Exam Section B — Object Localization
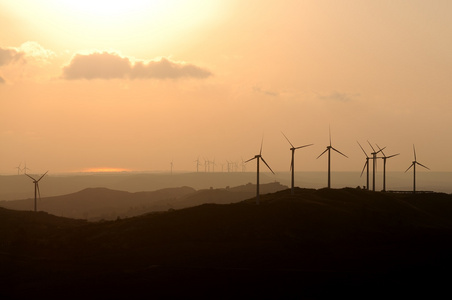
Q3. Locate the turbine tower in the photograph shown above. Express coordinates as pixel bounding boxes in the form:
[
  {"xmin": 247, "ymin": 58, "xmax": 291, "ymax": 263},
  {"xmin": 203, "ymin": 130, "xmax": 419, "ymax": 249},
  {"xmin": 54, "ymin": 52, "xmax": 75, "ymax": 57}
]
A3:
[
  {"xmin": 405, "ymin": 145, "xmax": 430, "ymax": 194},
  {"xmin": 376, "ymin": 144, "xmax": 399, "ymax": 192},
  {"xmin": 317, "ymin": 128, "xmax": 348, "ymax": 189},
  {"xmin": 25, "ymin": 171, "xmax": 48, "ymax": 212},
  {"xmin": 367, "ymin": 141, "xmax": 385, "ymax": 192},
  {"xmin": 357, "ymin": 141, "xmax": 370, "ymax": 190},
  {"xmin": 245, "ymin": 139, "xmax": 275, "ymax": 205},
  {"xmin": 282, "ymin": 132, "xmax": 313, "ymax": 195}
]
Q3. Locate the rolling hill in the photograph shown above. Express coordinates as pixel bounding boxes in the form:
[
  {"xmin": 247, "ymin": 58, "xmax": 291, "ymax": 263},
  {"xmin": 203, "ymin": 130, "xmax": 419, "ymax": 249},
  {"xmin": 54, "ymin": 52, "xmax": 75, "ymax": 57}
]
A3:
[
  {"xmin": 1, "ymin": 188, "xmax": 452, "ymax": 298},
  {"xmin": 0, "ymin": 182, "xmax": 287, "ymax": 221}
]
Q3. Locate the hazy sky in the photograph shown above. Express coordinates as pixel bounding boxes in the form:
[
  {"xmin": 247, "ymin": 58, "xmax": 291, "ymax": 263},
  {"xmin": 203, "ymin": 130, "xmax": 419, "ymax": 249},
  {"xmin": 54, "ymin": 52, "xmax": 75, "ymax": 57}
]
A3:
[{"xmin": 1, "ymin": 0, "xmax": 451, "ymax": 174}]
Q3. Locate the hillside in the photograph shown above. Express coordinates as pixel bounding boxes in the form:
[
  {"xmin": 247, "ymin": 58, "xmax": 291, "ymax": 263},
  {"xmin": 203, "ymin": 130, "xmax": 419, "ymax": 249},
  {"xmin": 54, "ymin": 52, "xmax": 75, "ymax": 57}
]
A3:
[
  {"xmin": 0, "ymin": 182, "xmax": 287, "ymax": 221},
  {"xmin": 1, "ymin": 188, "xmax": 452, "ymax": 298}
]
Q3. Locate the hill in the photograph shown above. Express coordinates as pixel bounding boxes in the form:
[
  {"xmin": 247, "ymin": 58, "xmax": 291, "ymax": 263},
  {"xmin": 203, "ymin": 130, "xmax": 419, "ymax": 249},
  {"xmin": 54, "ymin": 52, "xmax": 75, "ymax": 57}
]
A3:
[
  {"xmin": 1, "ymin": 188, "xmax": 452, "ymax": 298},
  {"xmin": 0, "ymin": 182, "xmax": 287, "ymax": 221}
]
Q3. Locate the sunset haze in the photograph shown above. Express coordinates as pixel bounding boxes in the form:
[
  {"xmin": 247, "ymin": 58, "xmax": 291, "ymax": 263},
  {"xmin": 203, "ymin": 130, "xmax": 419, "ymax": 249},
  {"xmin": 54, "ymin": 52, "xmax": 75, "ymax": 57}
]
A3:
[{"xmin": 1, "ymin": 0, "xmax": 451, "ymax": 175}]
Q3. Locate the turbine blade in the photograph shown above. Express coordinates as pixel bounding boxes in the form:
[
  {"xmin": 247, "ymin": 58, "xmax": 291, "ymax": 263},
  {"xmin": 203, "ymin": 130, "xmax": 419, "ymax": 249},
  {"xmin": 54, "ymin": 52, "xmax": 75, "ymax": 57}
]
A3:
[
  {"xmin": 295, "ymin": 143, "xmax": 314, "ymax": 150},
  {"xmin": 316, "ymin": 148, "xmax": 328, "ymax": 159},
  {"xmin": 387, "ymin": 153, "xmax": 400, "ymax": 159},
  {"xmin": 329, "ymin": 126, "xmax": 332, "ymax": 147},
  {"xmin": 37, "ymin": 170, "xmax": 48, "ymax": 182},
  {"xmin": 260, "ymin": 156, "xmax": 275, "ymax": 174},
  {"xmin": 332, "ymin": 147, "xmax": 348, "ymax": 158},
  {"xmin": 376, "ymin": 146, "xmax": 386, "ymax": 155},
  {"xmin": 360, "ymin": 161, "xmax": 368, "ymax": 177},
  {"xmin": 281, "ymin": 131, "xmax": 294, "ymax": 148},
  {"xmin": 357, "ymin": 141, "xmax": 368, "ymax": 157},
  {"xmin": 25, "ymin": 173, "xmax": 37, "ymax": 181},
  {"xmin": 416, "ymin": 162, "xmax": 430, "ymax": 170},
  {"xmin": 405, "ymin": 163, "xmax": 414, "ymax": 173},
  {"xmin": 376, "ymin": 143, "xmax": 386, "ymax": 157},
  {"xmin": 37, "ymin": 183, "xmax": 41, "ymax": 199},
  {"xmin": 260, "ymin": 137, "xmax": 264, "ymax": 155},
  {"xmin": 413, "ymin": 144, "xmax": 417, "ymax": 161},
  {"xmin": 245, "ymin": 157, "xmax": 256, "ymax": 163},
  {"xmin": 367, "ymin": 140, "xmax": 376, "ymax": 153}
]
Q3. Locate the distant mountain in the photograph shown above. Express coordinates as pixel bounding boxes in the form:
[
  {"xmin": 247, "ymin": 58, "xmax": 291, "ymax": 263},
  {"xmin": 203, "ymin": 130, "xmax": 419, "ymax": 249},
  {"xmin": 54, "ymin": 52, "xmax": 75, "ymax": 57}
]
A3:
[
  {"xmin": 0, "ymin": 182, "xmax": 287, "ymax": 221},
  {"xmin": 1, "ymin": 188, "xmax": 452, "ymax": 298}
]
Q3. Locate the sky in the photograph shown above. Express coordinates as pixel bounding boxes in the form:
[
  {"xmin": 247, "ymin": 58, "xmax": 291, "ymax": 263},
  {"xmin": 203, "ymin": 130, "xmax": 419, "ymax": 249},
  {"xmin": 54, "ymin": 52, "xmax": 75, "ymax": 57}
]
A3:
[{"xmin": 1, "ymin": 0, "xmax": 452, "ymax": 175}]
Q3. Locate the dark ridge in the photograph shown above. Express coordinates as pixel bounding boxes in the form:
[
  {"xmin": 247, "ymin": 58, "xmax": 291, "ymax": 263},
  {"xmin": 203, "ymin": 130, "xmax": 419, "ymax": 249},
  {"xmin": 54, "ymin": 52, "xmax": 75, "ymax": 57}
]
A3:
[{"xmin": 1, "ymin": 188, "xmax": 452, "ymax": 299}]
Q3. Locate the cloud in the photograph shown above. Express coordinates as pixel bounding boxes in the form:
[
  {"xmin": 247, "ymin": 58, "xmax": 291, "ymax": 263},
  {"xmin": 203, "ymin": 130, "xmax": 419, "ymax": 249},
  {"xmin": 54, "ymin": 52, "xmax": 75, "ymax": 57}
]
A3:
[
  {"xmin": 17, "ymin": 41, "xmax": 55, "ymax": 64},
  {"xmin": 0, "ymin": 42, "xmax": 54, "ymax": 66},
  {"xmin": 318, "ymin": 91, "xmax": 359, "ymax": 102},
  {"xmin": 253, "ymin": 86, "xmax": 279, "ymax": 97},
  {"xmin": 62, "ymin": 52, "xmax": 212, "ymax": 80},
  {"xmin": 0, "ymin": 47, "xmax": 24, "ymax": 66},
  {"xmin": 0, "ymin": 76, "xmax": 5, "ymax": 84}
]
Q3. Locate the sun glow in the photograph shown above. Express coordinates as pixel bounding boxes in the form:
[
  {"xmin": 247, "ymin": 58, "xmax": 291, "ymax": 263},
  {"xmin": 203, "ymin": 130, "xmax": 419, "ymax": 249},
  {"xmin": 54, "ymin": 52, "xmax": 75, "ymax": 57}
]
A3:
[
  {"xmin": 82, "ymin": 168, "xmax": 131, "ymax": 173},
  {"xmin": 3, "ymin": 0, "xmax": 223, "ymax": 53}
]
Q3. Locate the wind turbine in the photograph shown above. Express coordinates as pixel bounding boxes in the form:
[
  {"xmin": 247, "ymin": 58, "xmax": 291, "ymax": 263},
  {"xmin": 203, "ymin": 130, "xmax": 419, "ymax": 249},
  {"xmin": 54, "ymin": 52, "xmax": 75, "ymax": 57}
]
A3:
[
  {"xmin": 23, "ymin": 162, "xmax": 30, "ymax": 174},
  {"xmin": 367, "ymin": 141, "xmax": 385, "ymax": 192},
  {"xmin": 170, "ymin": 161, "xmax": 173, "ymax": 175},
  {"xmin": 357, "ymin": 141, "xmax": 370, "ymax": 190},
  {"xmin": 405, "ymin": 145, "xmax": 430, "ymax": 194},
  {"xmin": 245, "ymin": 139, "xmax": 275, "ymax": 205},
  {"xmin": 317, "ymin": 128, "xmax": 348, "ymax": 189},
  {"xmin": 194, "ymin": 157, "xmax": 202, "ymax": 173},
  {"xmin": 376, "ymin": 144, "xmax": 399, "ymax": 192},
  {"xmin": 15, "ymin": 162, "xmax": 22, "ymax": 175},
  {"xmin": 282, "ymin": 132, "xmax": 313, "ymax": 195},
  {"xmin": 211, "ymin": 159, "xmax": 216, "ymax": 172},
  {"xmin": 25, "ymin": 171, "xmax": 48, "ymax": 212}
]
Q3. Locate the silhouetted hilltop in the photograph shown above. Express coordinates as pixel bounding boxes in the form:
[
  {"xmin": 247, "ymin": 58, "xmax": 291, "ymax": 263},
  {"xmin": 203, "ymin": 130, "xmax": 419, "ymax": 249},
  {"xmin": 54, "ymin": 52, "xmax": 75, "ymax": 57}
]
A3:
[
  {"xmin": 0, "ymin": 182, "xmax": 286, "ymax": 221},
  {"xmin": 1, "ymin": 188, "xmax": 452, "ymax": 298}
]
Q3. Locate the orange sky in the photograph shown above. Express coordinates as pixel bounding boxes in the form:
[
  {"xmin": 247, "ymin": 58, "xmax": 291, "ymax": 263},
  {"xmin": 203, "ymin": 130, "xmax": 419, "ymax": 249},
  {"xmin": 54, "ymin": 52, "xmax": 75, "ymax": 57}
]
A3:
[{"xmin": 1, "ymin": 0, "xmax": 451, "ymax": 174}]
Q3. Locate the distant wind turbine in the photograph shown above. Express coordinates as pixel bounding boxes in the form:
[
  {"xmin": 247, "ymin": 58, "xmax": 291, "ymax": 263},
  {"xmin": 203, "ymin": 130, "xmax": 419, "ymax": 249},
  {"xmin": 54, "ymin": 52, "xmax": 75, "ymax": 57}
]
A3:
[
  {"xmin": 376, "ymin": 144, "xmax": 399, "ymax": 192},
  {"xmin": 170, "ymin": 161, "xmax": 173, "ymax": 175},
  {"xmin": 405, "ymin": 145, "xmax": 430, "ymax": 194},
  {"xmin": 357, "ymin": 141, "xmax": 370, "ymax": 190},
  {"xmin": 25, "ymin": 171, "xmax": 48, "ymax": 212},
  {"xmin": 23, "ymin": 162, "xmax": 30, "ymax": 174},
  {"xmin": 367, "ymin": 141, "xmax": 385, "ymax": 192},
  {"xmin": 245, "ymin": 138, "xmax": 275, "ymax": 205},
  {"xmin": 194, "ymin": 157, "xmax": 202, "ymax": 173},
  {"xmin": 16, "ymin": 162, "xmax": 22, "ymax": 175},
  {"xmin": 282, "ymin": 132, "xmax": 313, "ymax": 195},
  {"xmin": 211, "ymin": 159, "xmax": 216, "ymax": 173},
  {"xmin": 317, "ymin": 128, "xmax": 348, "ymax": 189}
]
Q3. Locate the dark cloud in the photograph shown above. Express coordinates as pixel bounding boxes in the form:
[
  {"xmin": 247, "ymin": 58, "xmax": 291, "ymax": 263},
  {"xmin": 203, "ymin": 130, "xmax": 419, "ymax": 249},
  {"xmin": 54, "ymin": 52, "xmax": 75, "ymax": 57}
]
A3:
[
  {"xmin": 62, "ymin": 52, "xmax": 212, "ymax": 80},
  {"xmin": 0, "ymin": 76, "xmax": 5, "ymax": 84},
  {"xmin": 0, "ymin": 47, "xmax": 24, "ymax": 66}
]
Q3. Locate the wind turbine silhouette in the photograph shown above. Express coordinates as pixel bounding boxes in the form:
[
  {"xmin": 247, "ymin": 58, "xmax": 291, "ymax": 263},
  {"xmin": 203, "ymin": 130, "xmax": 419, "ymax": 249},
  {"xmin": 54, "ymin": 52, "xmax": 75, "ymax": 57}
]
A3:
[
  {"xmin": 16, "ymin": 162, "xmax": 22, "ymax": 175},
  {"xmin": 405, "ymin": 145, "xmax": 430, "ymax": 194},
  {"xmin": 245, "ymin": 138, "xmax": 275, "ymax": 205},
  {"xmin": 25, "ymin": 171, "xmax": 48, "ymax": 212},
  {"xmin": 376, "ymin": 144, "xmax": 399, "ymax": 192},
  {"xmin": 357, "ymin": 142, "xmax": 370, "ymax": 190},
  {"xmin": 194, "ymin": 157, "xmax": 202, "ymax": 173},
  {"xmin": 23, "ymin": 162, "xmax": 30, "ymax": 174},
  {"xmin": 367, "ymin": 141, "xmax": 385, "ymax": 192},
  {"xmin": 317, "ymin": 128, "xmax": 348, "ymax": 189},
  {"xmin": 281, "ymin": 132, "xmax": 313, "ymax": 195}
]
